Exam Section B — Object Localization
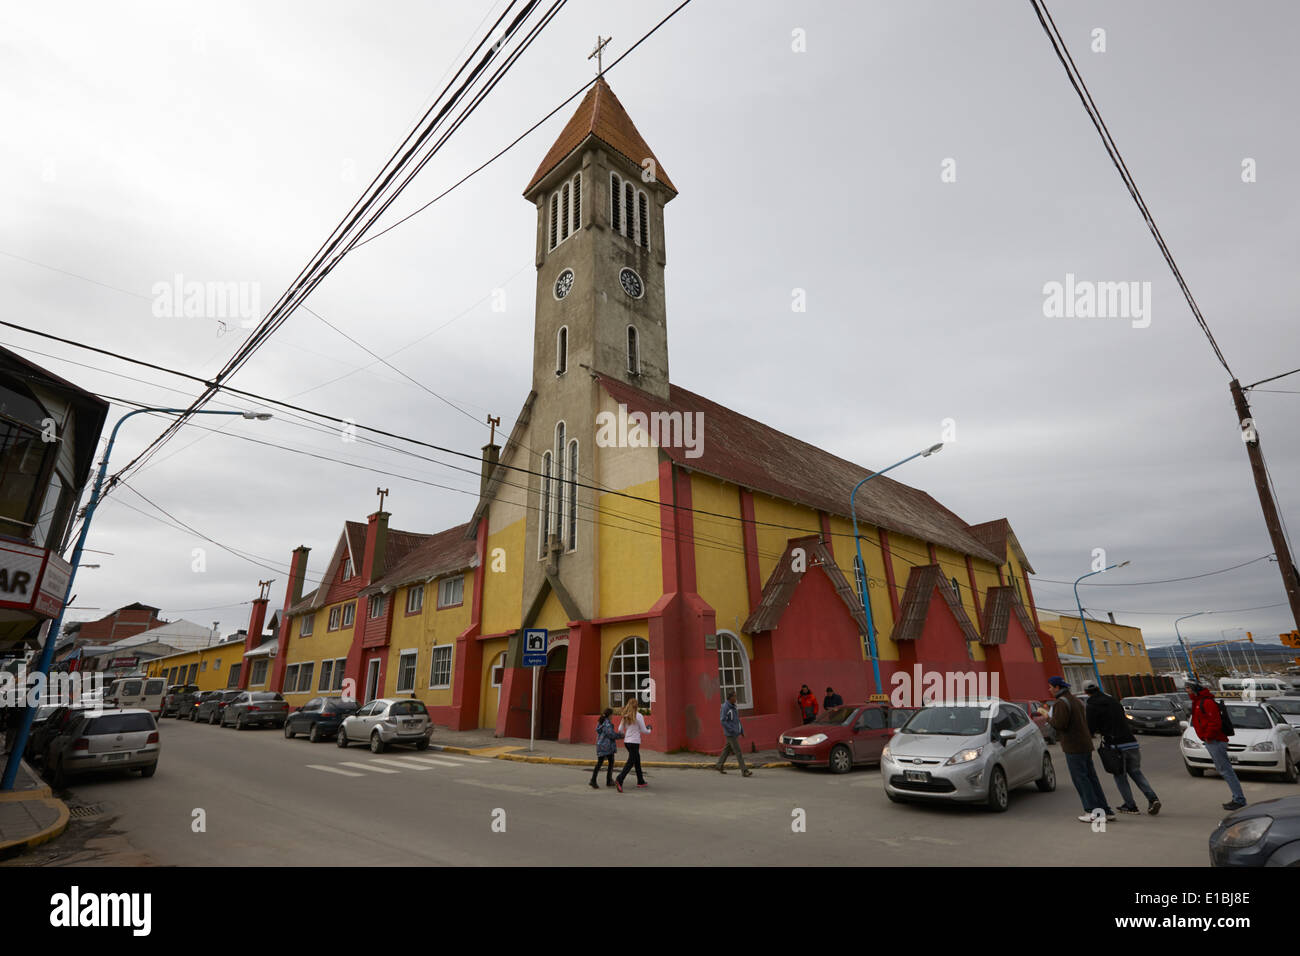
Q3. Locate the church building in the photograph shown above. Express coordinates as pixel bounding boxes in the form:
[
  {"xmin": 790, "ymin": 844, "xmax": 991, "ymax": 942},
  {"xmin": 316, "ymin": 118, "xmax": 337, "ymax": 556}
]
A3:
[{"xmin": 275, "ymin": 77, "xmax": 1063, "ymax": 753}]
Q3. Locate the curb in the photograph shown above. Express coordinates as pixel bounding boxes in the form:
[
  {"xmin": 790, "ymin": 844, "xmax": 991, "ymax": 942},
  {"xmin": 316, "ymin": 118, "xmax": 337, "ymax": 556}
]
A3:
[
  {"xmin": 0, "ymin": 796, "xmax": 70, "ymax": 857},
  {"xmin": 429, "ymin": 742, "xmax": 789, "ymax": 770}
]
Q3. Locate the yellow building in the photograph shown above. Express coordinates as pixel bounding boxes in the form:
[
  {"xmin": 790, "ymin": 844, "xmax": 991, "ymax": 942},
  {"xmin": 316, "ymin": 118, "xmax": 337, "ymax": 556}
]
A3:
[
  {"xmin": 145, "ymin": 637, "xmax": 247, "ymax": 691},
  {"xmin": 1038, "ymin": 613, "xmax": 1153, "ymax": 685}
]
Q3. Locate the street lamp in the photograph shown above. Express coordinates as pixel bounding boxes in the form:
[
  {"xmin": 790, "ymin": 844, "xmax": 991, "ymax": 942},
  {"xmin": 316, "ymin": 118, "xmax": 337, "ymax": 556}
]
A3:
[
  {"xmin": 851, "ymin": 442, "xmax": 943, "ymax": 698},
  {"xmin": 1073, "ymin": 560, "xmax": 1130, "ymax": 688},
  {"xmin": 1, "ymin": 407, "xmax": 271, "ymax": 790},
  {"xmin": 1174, "ymin": 612, "xmax": 1205, "ymax": 683}
]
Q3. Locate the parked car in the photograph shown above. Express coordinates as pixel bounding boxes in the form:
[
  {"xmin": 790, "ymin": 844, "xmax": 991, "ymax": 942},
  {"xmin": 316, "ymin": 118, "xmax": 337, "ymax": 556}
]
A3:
[
  {"xmin": 222, "ymin": 691, "xmax": 289, "ymax": 729},
  {"xmin": 881, "ymin": 700, "xmax": 1055, "ymax": 812},
  {"xmin": 1182, "ymin": 700, "xmax": 1300, "ymax": 781},
  {"xmin": 1265, "ymin": 696, "xmax": 1300, "ymax": 729},
  {"xmin": 1121, "ymin": 696, "xmax": 1183, "ymax": 735},
  {"xmin": 337, "ymin": 698, "xmax": 431, "ymax": 753},
  {"xmin": 103, "ymin": 676, "xmax": 167, "ymax": 718},
  {"xmin": 284, "ymin": 697, "xmax": 360, "ymax": 742},
  {"xmin": 24, "ymin": 704, "xmax": 90, "ymax": 763},
  {"xmin": 161, "ymin": 683, "xmax": 200, "ymax": 718},
  {"xmin": 43, "ymin": 708, "xmax": 160, "ymax": 787},
  {"xmin": 778, "ymin": 703, "xmax": 901, "ymax": 772},
  {"xmin": 1209, "ymin": 796, "xmax": 1300, "ymax": 866},
  {"xmin": 1015, "ymin": 700, "xmax": 1058, "ymax": 744},
  {"xmin": 195, "ymin": 689, "xmax": 243, "ymax": 724},
  {"xmin": 186, "ymin": 690, "xmax": 223, "ymax": 721}
]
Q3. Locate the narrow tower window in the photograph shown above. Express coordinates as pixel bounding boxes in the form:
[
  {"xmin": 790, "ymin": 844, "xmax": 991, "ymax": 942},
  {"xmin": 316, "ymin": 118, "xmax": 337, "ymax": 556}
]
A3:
[
  {"xmin": 627, "ymin": 326, "xmax": 640, "ymax": 375},
  {"xmin": 539, "ymin": 452, "xmax": 552, "ymax": 558},
  {"xmin": 556, "ymin": 326, "xmax": 568, "ymax": 375},
  {"xmin": 560, "ymin": 182, "xmax": 570, "ymax": 241},
  {"xmin": 610, "ymin": 172, "xmax": 622, "ymax": 233},
  {"xmin": 548, "ymin": 192, "xmax": 559, "ymax": 250},
  {"xmin": 624, "ymin": 181, "xmax": 635, "ymax": 240},
  {"xmin": 571, "ymin": 171, "xmax": 581, "ymax": 231},
  {"xmin": 554, "ymin": 421, "xmax": 566, "ymax": 547},
  {"xmin": 638, "ymin": 191, "xmax": 649, "ymax": 248},
  {"xmin": 566, "ymin": 439, "xmax": 578, "ymax": 551}
]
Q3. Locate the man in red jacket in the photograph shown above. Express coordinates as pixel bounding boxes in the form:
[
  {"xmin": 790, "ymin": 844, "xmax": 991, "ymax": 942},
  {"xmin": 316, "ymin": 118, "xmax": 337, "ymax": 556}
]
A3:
[{"xmin": 1188, "ymin": 680, "xmax": 1246, "ymax": 810}]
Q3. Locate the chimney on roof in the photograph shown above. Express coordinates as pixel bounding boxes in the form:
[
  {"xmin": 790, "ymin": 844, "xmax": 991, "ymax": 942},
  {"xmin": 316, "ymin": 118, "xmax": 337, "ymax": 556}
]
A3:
[
  {"xmin": 363, "ymin": 510, "xmax": 390, "ymax": 584},
  {"xmin": 480, "ymin": 442, "xmax": 500, "ymax": 502},
  {"xmin": 287, "ymin": 545, "xmax": 310, "ymax": 606},
  {"xmin": 1107, "ymin": 612, "xmax": 1116, "ymax": 624}
]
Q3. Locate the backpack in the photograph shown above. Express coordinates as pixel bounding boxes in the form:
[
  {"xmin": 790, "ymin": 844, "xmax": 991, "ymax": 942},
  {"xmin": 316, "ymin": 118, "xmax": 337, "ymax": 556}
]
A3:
[{"xmin": 1215, "ymin": 700, "xmax": 1235, "ymax": 737}]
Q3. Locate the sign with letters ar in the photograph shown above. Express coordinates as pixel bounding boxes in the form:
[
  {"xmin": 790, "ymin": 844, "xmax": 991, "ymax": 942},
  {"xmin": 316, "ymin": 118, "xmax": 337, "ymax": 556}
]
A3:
[{"xmin": 522, "ymin": 628, "xmax": 548, "ymax": 667}]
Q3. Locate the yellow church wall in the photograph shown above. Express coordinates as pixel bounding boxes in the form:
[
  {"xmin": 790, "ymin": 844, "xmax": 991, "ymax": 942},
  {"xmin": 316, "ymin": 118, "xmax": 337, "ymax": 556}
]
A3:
[
  {"xmin": 688, "ymin": 474, "xmax": 750, "ymax": 639},
  {"xmin": 481, "ymin": 517, "xmax": 525, "ymax": 637},
  {"xmin": 479, "ymin": 636, "xmax": 509, "ymax": 728},
  {"xmin": 597, "ymin": 475, "xmax": 662, "ymax": 618}
]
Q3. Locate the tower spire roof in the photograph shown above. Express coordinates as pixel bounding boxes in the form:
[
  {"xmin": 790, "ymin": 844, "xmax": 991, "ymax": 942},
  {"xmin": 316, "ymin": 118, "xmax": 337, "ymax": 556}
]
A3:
[{"xmin": 524, "ymin": 76, "xmax": 676, "ymax": 195}]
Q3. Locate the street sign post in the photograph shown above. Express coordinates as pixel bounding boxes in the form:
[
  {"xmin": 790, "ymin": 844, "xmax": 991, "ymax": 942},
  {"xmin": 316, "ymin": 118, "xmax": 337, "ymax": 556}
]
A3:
[{"xmin": 523, "ymin": 628, "xmax": 547, "ymax": 752}]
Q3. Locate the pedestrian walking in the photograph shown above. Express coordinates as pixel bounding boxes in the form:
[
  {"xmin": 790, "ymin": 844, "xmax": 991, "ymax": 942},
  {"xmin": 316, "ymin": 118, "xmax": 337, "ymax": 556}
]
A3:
[
  {"xmin": 1040, "ymin": 676, "xmax": 1115, "ymax": 823},
  {"xmin": 590, "ymin": 708, "xmax": 622, "ymax": 789},
  {"xmin": 1084, "ymin": 681, "xmax": 1161, "ymax": 815},
  {"xmin": 1187, "ymin": 679, "xmax": 1247, "ymax": 810},
  {"xmin": 614, "ymin": 698, "xmax": 651, "ymax": 792},
  {"xmin": 715, "ymin": 691, "xmax": 751, "ymax": 776},
  {"xmin": 823, "ymin": 686, "xmax": 843, "ymax": 709},
  {"xmin": 797, "ymin": 684, "xmax": 818, "ymax": 724}
]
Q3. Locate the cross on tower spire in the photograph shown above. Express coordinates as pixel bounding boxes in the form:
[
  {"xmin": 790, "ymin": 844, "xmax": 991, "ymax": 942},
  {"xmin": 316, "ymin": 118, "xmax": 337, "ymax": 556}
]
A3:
[
  {"xmin": 588, "ymin": 35, "xmax": 611, "ymax": 76},
  {"xmin": 487, "ymin": 414, "xmax": 501, "ymax": 445},
  {"xmin": 375, "ymin": 487, "xmax": 390, "ymax": 511}
]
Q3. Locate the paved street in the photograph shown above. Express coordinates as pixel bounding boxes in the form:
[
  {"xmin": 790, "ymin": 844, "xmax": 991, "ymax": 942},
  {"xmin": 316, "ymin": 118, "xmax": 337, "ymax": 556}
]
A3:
[{"xmin": 12, "ymin": 719, "xmax": 1298, "ymax": 866}]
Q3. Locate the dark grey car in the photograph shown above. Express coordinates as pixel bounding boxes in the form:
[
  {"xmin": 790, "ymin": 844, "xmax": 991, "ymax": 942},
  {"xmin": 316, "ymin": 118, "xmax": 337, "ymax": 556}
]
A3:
[
  {"xmin": 222, "ymin": 691, "xmax": 288, "ymax": 729},
  {"xmin": 196, "ymin": 689, "xmax": 243, "ymax": 724},
  {"xmin": 1210, "ymin": 796, "xmax": 1300, "ymax": 866}
]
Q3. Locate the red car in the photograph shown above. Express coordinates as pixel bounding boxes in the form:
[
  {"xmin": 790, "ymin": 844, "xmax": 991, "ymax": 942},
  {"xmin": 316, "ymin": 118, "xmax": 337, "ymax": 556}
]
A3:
[{"xmin": 779, "ymin": 703, "xmax": 916, "ymax": 773}]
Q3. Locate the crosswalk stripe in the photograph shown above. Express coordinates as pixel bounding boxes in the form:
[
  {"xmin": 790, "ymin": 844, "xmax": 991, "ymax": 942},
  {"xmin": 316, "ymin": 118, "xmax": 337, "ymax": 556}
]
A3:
[
  {"xmin": 306, "ymin": 764, "xmax": 364, "ymax": 777},
  {"xmin": 372, "ymin": 757, "xmax": 435, "ymax": 771},
  {"xmin": 339, "ymin": 761, "xmax": 400, "ymax": 774},
  {"xmin": 428, "ymin": 753, "xmax": 475, "ymax": 763},
  {"xmin": 411, "ymin": 757, "xmax": 466, "ymax": 767}
]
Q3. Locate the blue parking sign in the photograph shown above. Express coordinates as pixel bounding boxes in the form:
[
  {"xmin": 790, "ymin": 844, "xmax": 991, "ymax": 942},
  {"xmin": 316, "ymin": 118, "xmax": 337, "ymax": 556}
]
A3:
[{"xmin": 522, "ymin": 628, "xmax": 548, "ymax": 667}]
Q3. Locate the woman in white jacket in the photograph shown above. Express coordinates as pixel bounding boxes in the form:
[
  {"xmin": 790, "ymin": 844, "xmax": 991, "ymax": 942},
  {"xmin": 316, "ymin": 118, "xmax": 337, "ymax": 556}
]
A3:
[{"xmin": 614, "ymin": 698, "xmax": 651, "ymax": 792}]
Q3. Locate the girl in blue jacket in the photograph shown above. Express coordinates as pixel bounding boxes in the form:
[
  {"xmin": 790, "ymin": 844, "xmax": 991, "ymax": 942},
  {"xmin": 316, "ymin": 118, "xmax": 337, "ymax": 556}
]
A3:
[{"xmin": 590, "ymin": 708, "xmax": 622, "ymax": 789}]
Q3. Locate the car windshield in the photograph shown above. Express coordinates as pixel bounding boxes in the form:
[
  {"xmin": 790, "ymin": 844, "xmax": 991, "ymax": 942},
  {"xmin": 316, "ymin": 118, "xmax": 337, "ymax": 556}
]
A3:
[
  {"xmin": 324, "ymin": 700, "xmax": 358, "ymax": 713},
  {"xmin": 1125, "ymin": 698, "xmax": 1172, "ymax": 712},
  {"xmin": 1268, "ymin": 699, "xmax": 1300, "ymax": 715},
  {"xmin": 899, "ymin": 706, "xmax": 987, "ymax": 736},
  {"xmin": 1225, "ymin": 705, "xmax": 1271, "ymax": 730},
  {"xmin": 251, "ymin": 692, "xmax": 282, "ymax": 701},
  {"xmin": 889, "ymin": 708, "xmax": 917, "ymax": 728},
  {"xmin": 390, "ymin": 701, "xmax": 427, "ymax": 717},
  {"xmin": 815, "ymin": 706, "xmax": 858, "ymax": 725},
  {"xmin": 87, "ymin": 713, "xmax": 155, "ymax": 734}
]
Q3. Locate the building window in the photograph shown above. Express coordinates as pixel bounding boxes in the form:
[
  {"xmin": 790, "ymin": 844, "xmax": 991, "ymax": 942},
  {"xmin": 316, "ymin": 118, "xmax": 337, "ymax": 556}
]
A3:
[
  {"xmin": 342, "ymin": 557, "xmax": 353, "ymax": 580},
  {"xmin": 950, "ymin": 577, "xmax": 961, "ymax": 599},
  {"xmin": 429, "ymin": 645, "xmax": 452, "ymax": 689},
  {"xmin": 438, "ymin": 575, "xmax": 464, "ymax": 609},
  {"xmin": 566, "ymin": 439, "xmax": 578, "ymax": 551},
  {"xmin": 548, "ymin": 171, "xmax": 582, "ymax": 251},
  {"xmin": 332, "ymin": 658, "xmax": 347, "ymax": 692},
  {"xmin": 1102, "ymin": 640, "xmax": 1110, "ymax": 655},
  {"xmin": 368, "ymin": 594, "xmax": 385, "ymax": 619},
  {"xmin": 396, "ymin": 650, "xmax": 417, "ymax": 693},
  {"xmin": 250, "ymin": 659, "xmax": 269, "ymax": 686},
  {"xmin": 227, "ymin": 663, "xmax": 241, "ymax": 688},
  {"xmin": 407, "ymin": 585, "xmax": 424, "ymax": 615},
  {"xmin": 318, "ymin": 659, "xmax": 334, "ymax": 692},
  {"xmin": 627, "ymin": 326, "xmax": 639, "ymax": 375},
  {"xmin": 638, "ymin": 191, "xmax": 649, "ymax": 247},
  {"xmin": 341, "ymin": 603, "xmax": 355, "ymax": 628},
  {"xmin": 491, "ymin": 651, "xmax": 506, "ymax": 688},
  {"xmin": 715, "ymin": 633, "xmax": 751, "ymax": 708},
  {"xmin": 214, "ymin": 658, "xmax": 221, "ymax": 671},
  {"xmin": 608, "ymin": 171, "xmax": 649, "ymax": 249},
  {"xmin": 608, "ymin": 636, "xmax": 651, "ymax": 710},
  {"xmin": 1071, "ymin": 637, "xmax": 1081, "ymax": 654},
  {"xmin": 297, "ymin": 662, "xmax": 315, "ymax": 693},
  {"xmin": 539, "ymin": 452, "xmax": 553, "ymax": 558},
  {"xmin": 328, "ymin": 607, "xmax": 341, "ymax": 631},
  {"xmin": 556, "ymin": 326, "xmax": 568, "ymax": 375},
  {"xmin": 299, "ymin": 616, "xmax": 313, "ymax": 637},
  {"xmin": 200, "ymin": 660, "xmax": 207, "ymax": 672}
]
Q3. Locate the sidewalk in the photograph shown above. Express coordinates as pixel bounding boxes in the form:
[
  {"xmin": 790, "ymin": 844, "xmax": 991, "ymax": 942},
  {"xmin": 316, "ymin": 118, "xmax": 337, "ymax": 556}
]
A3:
[
  {"xmin": 0, "ymin": 756, "xmax": 69, "ymax": 858},
  {"xmin": 427, "ymin": 725, "xmax": 788, "ymax": 769}
]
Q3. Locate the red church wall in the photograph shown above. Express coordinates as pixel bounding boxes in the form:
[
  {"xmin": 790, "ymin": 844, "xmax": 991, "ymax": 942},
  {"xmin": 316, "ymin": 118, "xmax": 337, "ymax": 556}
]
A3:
[{"xmin": 994, "ymin": 614, "xmax": 1048, "ymax": 700}]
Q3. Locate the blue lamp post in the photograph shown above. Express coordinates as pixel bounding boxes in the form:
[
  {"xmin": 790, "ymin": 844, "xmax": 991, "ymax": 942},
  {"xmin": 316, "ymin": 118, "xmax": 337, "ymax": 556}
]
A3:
[
  {"xmin": 1174, "ymin": 612, "xmax": 1205, "ymax": 683},
  {"xmin": 851, "ymin": 443, "xmax": 943, "ymax": 698},
  {"xmin": 1, "ymin": 407, "xmax": 271, "ymax": 790},
  {"xmin": 1072, "ymin": 560, "xmax": 1130, "ymax": 689}
]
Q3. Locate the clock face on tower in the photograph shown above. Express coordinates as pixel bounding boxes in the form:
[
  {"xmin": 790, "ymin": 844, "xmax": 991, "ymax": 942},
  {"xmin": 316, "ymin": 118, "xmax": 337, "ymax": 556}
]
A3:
[
  {"xmin": 619, "ymin": 267, "xmax": 644, "ymax": 299},
  {"xmin": 554, "ymin": 269, "xmax": 575, "ymax": 300}
]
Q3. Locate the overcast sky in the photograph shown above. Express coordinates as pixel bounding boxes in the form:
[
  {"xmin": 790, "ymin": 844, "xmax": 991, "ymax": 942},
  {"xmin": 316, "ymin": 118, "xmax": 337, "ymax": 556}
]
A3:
[{"xmin": 2, "ymin": 0, "xmax": 1297, "ymax": 654}]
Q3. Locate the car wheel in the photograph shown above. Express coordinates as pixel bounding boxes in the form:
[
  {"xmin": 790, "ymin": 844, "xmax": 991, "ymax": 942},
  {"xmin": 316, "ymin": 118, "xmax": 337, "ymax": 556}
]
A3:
[
  {"xmin": 208, "ymin": 710, "xmax": 218, "ymax": 725},
  {"xmin": 235, "ymin": 714, "xmax": 245, "ymax": 731},
  {"xmin": 284, "ymin": 721, "xmax": 295, "ymax": 739},
  {"xmin": 1284, "ymin": 752, "xmax": 1298, "ymax": 784},
  {"xmin": 1035, "ymin": 753, "xmax": 1056, "ymax": 792},
  {"xmin": 309, "ymin": 723, "xmax": 322, "ymax": 743},
  {"xmin": 370, "ymin": 731, "xmax": 385, "ymax": 754},
  {"xmin": 1185, "ymin": 761, "xmax": 1205, "ymax": 777},
  {"xmin": 986, "ymin": 766, "xmax": 1009, "ymax": 812},
  {"xmin": 140, "ymin": 763, "xmax": 157, "ymax": 778},
  {"xmin": 415, "ymin": 738, "xmax": 430, "ymax": 751},
  {"xmin": 828, "ymin": 744, "xmax": 853, "ymax": 774},
  {"xmin": 337, "ymin": 727, "xmax": 349, "ymax": 748}
]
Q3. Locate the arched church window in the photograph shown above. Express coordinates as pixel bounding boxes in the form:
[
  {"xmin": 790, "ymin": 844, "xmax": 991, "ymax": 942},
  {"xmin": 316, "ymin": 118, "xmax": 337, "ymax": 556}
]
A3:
[
  {"xmin": 608, "ymin": 637, "xmax": 651, "ymax": 710},
  {"xmin": 715, "ymin": 633, "xmax": 751, "ymax": 708}
]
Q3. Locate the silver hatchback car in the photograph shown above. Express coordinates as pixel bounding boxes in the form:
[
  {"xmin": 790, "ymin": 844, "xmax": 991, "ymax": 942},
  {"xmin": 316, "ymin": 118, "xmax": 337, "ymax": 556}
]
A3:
[
  {"xmin": 881, "ymin": 700, "xmax": 1055, "ymax": 812},
  {"xmin": 336, "ymin": 698, "xmax": 432, "ymax": 753},
  {"xmin": 44, "ymin": 708, "xmax": 160, "ymax": 788}
]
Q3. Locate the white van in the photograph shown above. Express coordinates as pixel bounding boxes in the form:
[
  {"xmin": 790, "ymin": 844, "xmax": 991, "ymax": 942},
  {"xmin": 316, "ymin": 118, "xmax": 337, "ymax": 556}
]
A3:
[
  {"xmin": 104, "ymin": 676, "xmax": 167, "ymax": 717},
  {"xmin": 1218, "ymin": 677, "xmax": 1288, "ymax": 700}
]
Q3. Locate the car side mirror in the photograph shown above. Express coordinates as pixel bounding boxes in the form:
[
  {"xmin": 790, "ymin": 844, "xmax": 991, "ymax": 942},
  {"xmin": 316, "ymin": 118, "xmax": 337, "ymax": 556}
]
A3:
[
  {"xmin": 998, "ymin": 729, "xmax": 1016, "ymax": 743},
  {"xmin": 1179, "ymin": 720, "xmax": 1189, "ymax": 729}
]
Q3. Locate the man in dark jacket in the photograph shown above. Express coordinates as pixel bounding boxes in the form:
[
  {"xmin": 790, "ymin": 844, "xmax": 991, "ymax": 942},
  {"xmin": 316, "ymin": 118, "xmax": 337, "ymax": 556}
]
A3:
[
  {"xmin": 1188, "ymin": 680, "xmax": 1246, "ymax": 810},
  {"xmin": 715, "ymin": 691, "xmax": 751, "ymax": 776},
  {"xmin": 824, "ymin": 687, "xmax": 843, "ymax": 709},
  {"xmin": 1040, "ymin": 676, "xmax": 1114, "ymax": 822},
  {"xmin": 1084, "ymin": 681, "xmax": 1160, "ymax": 815}
]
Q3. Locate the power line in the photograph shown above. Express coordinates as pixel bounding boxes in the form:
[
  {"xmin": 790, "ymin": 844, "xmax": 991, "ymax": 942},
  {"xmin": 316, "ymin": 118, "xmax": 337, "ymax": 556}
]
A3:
[
  {"xmin": 1031, "ymin": 555, "xmax": 1274, "ymax": 588},
  {"xmin": 1028, "ymin": 0, "xmax": 1233, "ymax": 377},
  {"xmin": 1245, "ymin": 368, "xmax": 1300, "ymax": 390}
]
